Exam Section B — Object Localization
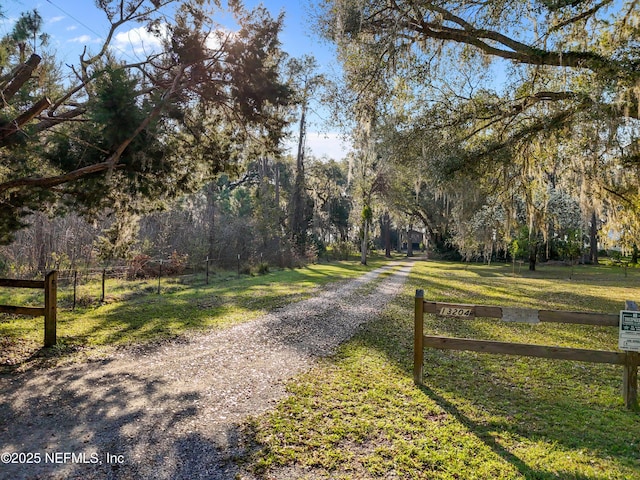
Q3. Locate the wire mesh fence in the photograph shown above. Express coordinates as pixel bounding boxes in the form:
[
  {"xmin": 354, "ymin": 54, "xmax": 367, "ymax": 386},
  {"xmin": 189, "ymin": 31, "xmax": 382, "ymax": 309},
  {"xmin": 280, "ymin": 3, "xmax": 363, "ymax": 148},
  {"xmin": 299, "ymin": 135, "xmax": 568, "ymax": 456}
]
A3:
[{"xmin": 1, "ymin": 248, "xmax": 335, "ymax": 313}]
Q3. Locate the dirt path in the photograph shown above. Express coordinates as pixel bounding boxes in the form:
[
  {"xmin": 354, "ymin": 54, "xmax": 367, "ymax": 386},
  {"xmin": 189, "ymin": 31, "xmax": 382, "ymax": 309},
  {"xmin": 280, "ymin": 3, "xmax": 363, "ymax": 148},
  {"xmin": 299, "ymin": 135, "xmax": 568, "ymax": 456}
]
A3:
[{"xmin": 0, "ymin": 259, "xmax": 415, "ymax": 480}]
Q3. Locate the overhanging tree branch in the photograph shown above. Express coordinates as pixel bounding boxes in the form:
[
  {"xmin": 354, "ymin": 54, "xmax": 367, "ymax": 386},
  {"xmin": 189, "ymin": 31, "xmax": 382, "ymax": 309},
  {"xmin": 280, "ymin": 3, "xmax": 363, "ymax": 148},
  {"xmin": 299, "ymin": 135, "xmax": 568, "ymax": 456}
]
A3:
[
  {"xmin": 0, "ymin": 160, "xmax": 126, "ymax": 193},
  {"xmin": 0, "ymin": 97, "xmax": 51, "ymax": 144},
  {"xmin": 358, "ymin": 1, "xmax": 636, "ymax": 78},
  {"xmin": 0, "ymin": 54, "xmax": 41, "ymax": 107},
  {"xmin": 0, "ymin": 65, "xmax": 186, "ymax": 196},
  {"xmin": 0, "ymin": 0, "xmax": 292, "ymax": 245}
]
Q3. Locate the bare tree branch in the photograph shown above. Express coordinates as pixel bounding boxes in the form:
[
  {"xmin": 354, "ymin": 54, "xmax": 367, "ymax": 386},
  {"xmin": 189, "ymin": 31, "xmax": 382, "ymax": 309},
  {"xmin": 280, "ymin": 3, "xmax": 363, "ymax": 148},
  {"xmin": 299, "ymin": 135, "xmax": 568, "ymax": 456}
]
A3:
[{"xmin": 548, "ymin": 0, "xmax": 614, "ymax": 33}]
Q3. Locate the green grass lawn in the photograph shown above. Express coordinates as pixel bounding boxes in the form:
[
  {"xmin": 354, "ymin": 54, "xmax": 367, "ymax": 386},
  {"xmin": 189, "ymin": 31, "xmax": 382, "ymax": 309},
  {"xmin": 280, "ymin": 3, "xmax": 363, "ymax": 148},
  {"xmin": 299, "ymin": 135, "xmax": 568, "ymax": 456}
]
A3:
[
  {"xmin": 0, "ymin": 254, "xmax": 399, "ymax": 368},
  {"xmin": 243, "ymin": 260, "xmax": 640, "ymax": 479}
]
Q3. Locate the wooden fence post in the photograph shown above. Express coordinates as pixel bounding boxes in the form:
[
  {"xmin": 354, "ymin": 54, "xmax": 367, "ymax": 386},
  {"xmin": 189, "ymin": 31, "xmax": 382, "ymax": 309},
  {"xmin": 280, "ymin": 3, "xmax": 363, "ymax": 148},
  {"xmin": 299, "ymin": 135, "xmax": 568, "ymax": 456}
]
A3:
[
  {"xmin": 44, "ymin": 270, "xmax": 57, "ymax": 347},
  {"xmin": 624, "ymin": 352, "xmax": 639, "ymax": 411},
  {"xmin": 624, "ymin": 300, "xmax": 639, "ymax": 411},
  {"xmin": 414, "ymin": 289, "xmax": 424, "ymax": 385}
]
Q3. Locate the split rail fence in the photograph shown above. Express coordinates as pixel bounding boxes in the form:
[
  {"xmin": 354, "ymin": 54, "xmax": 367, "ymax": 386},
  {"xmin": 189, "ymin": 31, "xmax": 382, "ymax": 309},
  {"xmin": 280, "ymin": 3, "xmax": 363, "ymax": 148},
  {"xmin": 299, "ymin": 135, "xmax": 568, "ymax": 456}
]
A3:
[
  {"xmin": 0, "ymin": 271, "xmax": 57, "ymax": 347},
  {"xmin": 413, "ymin": 289, "xmax": 639, "ymax": 410}
]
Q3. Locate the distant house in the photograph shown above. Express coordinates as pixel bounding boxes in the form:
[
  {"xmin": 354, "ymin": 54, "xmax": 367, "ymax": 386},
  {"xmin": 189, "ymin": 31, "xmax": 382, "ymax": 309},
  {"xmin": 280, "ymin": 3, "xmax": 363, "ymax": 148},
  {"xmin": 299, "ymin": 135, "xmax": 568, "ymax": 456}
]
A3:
[{"xmin": 401, "ymin": 229, "xmax": 424, "ymax": 251}]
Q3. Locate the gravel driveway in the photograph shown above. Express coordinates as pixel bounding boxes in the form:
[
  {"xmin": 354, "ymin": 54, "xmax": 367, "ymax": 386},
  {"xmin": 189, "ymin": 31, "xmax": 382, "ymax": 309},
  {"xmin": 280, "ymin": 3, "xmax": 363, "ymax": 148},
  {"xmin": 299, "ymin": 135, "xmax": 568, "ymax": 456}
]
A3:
[{"xmin": 0, "ymin": 259, "xmax": 415, "ymax": 480}]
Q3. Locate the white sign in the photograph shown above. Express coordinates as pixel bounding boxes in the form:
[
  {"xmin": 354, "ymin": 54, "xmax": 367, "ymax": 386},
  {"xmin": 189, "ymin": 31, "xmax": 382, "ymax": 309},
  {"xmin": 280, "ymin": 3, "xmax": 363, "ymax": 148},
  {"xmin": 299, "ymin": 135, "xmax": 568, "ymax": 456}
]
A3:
[
  {"xmin": 502, "ymin": 307, "xmax": 540, "ymax": 324},
  {"xmin": 619, "ymin": 310, "xmax": 640, "ymax": 352}
]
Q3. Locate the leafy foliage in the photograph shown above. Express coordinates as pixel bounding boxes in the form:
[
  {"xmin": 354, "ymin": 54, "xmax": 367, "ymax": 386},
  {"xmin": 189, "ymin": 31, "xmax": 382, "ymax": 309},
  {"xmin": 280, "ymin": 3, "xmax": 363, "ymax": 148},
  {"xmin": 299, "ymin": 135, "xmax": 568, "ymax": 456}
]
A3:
[
  {"xmin": 318, "ymin": 0, "xmax": 640, "ymax": 265},
  {"xmin": 0, "ymin": 0, "xmax": 291, "ymax": 244}
]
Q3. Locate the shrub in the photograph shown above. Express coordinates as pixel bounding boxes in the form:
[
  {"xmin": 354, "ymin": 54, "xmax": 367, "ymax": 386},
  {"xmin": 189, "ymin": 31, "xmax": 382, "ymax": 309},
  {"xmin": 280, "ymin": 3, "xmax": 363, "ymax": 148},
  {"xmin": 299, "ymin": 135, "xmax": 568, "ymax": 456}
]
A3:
[
  {"xmin": 333, "ymin": 241, "xmax": 353, "ymax": 261},
  {"xmin": 609, "ymin": 250, "xmax": 623, "ymax": 261},
  {"xmin": 127, "ymin": 251, "xmax": 188, "ymax": 279},
  {"xmin": 165, "ymin": 251, "xmax": 188, "ymax": 276},
  {"xmin": 127, "ymin": 254, "xmax": 152, "ymax": 279}
]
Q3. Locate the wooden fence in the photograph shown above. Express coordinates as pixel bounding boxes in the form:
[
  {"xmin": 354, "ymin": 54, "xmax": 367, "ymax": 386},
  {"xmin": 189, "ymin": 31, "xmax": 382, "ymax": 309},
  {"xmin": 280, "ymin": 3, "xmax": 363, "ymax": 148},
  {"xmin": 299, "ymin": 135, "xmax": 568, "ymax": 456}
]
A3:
[
  {"xmin": 414, "ymin": 289, "xmax": 639, "ymax": 411},
  {"xmin": 0, "ymin": 271, "xmax": 57, "ymax": 347}
]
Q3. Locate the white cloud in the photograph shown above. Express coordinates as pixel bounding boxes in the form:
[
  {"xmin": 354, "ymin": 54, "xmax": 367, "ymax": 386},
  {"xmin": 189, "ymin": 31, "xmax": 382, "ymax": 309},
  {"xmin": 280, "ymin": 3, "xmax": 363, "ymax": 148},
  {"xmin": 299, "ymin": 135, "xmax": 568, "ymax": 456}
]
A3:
[
  {"xmin": 49, "ymin": 16, "xmax": 65, "ymax": 24},
  {"xmin": 307, "ymin": 132, "xmax": 351, "ymax": 160},
  {"xmin": 66, "ymin": 25, "xmax": 78, "ymax": 31},
  {"xmin": 113, "ymin": 25, "xmax": 165, "ymax": 56},
  {"xmin": 110, "ymin": 24, "xmax": 235, "ymax": 61},
  {"xmin": 68, "ymin": 35, "xmax": 93, "ymax": 44}
]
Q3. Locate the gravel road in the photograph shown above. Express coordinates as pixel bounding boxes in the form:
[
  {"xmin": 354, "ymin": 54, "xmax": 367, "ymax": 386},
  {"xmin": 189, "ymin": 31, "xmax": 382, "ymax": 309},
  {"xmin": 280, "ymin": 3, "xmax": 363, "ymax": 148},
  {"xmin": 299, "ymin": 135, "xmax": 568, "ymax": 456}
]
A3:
[{"xmin": 0, "ymin": 259, "xmax": 415, "ymax": 480}]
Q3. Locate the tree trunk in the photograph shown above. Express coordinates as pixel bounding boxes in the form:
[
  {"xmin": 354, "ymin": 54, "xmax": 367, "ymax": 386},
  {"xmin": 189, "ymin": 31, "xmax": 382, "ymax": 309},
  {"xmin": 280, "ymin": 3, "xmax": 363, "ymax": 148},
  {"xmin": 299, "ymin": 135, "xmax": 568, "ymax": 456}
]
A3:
[
  {"xmin": 590, "ymin": 210, "xmax": 599, "ymax": 265},
  {"xmin": 528, "ymin": 243, "xmax": 537, "ymax": 271},
  {"xmin": 361, "ymin": 219, "xmax": 368, "ymax": 265},
  {"xmin": 35, "ymin": 215, "xmax": 47, "ymax": 274},
  {"xmin": 384, "ymin": 212, "xmax": 391, "ymax": 258},
  {"xmin": 206, "ymin": 183, "xmax": 216, "ymax": 261},
  {"xmin": 291, "ymin": 106, "xmax": 307, "ymax": 251},
  {"xmin": 407, "ymin": 226, "xmax": 414, "ymax": 257},
  {"xmin": 274, "ymin": 162, "xmax": 280, "ymax": 209}
]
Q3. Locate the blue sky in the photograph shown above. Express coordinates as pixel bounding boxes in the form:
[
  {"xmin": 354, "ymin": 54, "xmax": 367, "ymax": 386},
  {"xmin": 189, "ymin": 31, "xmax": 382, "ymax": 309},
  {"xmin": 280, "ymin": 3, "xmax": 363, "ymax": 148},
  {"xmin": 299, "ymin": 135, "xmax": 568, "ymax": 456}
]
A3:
[{"xmin": 1, "ymin": 0, "xmax": 351, "ymax": 160}]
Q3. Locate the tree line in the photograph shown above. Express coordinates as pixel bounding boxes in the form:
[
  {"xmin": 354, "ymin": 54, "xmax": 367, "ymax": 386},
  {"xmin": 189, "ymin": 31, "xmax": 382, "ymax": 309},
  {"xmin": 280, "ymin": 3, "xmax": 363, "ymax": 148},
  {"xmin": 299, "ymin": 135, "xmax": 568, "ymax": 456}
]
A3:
[
  {"xmin": 2, "ymin": 0, "xmax": 639, "ymax": 275},
  {"xmin": 316, "ymin": 0, "xmax": 640, "ymax": 270},
  {"xmin": 0, "ymin": 0, "xmax": 406, "ymax": 276}
]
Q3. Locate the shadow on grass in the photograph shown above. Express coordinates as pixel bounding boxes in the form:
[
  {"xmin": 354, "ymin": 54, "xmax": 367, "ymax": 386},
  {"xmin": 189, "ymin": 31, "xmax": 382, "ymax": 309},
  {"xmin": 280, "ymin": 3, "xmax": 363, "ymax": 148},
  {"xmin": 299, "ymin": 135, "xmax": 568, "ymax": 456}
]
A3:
[
  {"xmin": 362, "ymin": 321, "xmax": 639, "ymax": 477},
  {"xmin": 1, "ymin": 259, "xmax": 399, "ymax": 369},
  {"xmin": 418, "ymin": 260, "xmax": 640, "ymax": 287},
  {"xmin": 1, "ymin": 258, "xmax": 411, "ymax": 479},
  {"xmin": 237, "ymin": 259, "xmax": 636, "ymax": 479},
  {"xmin": 417, "ymin": 382, "xmax": 600, "ymax": 480},
  {"xmin": 410, "ymin": 264, "xmax": 637, "ymax": 313},
  {"xmin": 352, "ymin": 261, "xmax": 640, "ymax": 478}
]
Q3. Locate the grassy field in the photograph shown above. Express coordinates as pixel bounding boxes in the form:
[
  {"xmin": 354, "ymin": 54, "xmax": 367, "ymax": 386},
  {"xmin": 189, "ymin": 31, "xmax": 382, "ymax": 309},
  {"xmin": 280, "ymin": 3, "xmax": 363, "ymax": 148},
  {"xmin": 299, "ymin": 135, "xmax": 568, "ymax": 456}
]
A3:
[
  {"xmin": 3, "ymin": 258, "xmax": 640, "ymax": 477},
  {"xmin": 243, "ymin": 260, "xmax": 640, "ymax": 479},
  {"xmin": 0, "ymin": 254, "xmax": 398, "ymax": 368}
]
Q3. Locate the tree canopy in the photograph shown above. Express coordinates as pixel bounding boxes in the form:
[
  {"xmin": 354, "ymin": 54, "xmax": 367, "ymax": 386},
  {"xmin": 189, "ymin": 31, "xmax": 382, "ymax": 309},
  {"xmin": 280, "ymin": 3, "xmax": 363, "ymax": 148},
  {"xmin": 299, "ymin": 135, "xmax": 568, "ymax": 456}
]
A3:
[
  {"xmin": 315, "ymin": 0, "xmax": 640, "ymax": 266},
  {"xmin": 0, "ymin": 0, "xmax": 290, "ymax": 244},
  {"xmin": 319, "ymin": 0, "xmax": 639, "ymax": 157}
]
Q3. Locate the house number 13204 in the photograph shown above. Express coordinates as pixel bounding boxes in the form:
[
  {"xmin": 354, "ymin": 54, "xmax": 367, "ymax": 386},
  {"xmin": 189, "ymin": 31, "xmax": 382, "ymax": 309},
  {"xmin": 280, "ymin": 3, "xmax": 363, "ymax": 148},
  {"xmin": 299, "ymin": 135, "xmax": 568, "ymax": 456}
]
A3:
[{"xmin": 439, "ymin": 307, "xmax": 473, "ymax": 317}]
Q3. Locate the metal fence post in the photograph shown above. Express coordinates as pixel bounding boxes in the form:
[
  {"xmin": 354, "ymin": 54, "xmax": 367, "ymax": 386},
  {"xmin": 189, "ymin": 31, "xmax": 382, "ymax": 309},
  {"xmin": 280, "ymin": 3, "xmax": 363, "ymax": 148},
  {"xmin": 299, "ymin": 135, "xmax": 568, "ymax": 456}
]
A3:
[{"xmin": 101, "ymin": 268, "xmax": 106, "ymax": 303}]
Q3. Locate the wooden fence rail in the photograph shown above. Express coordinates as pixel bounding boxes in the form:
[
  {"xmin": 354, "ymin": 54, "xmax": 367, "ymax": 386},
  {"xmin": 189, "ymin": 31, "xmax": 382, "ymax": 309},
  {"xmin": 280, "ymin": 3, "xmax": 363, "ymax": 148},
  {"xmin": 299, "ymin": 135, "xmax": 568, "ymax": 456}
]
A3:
[
  {"xmin": 414, "ymin": 289, "xmax": 639, "ymax": 411},
  {"xmin": 0, "ymin": 271, "xmax": 57, "ymax": 347}
]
